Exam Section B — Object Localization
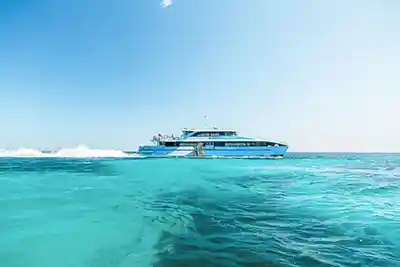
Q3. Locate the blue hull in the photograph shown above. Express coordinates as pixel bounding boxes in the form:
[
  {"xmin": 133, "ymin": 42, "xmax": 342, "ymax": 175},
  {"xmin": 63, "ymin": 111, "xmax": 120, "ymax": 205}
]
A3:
[{"xmin": 138, "ymin": 146, "xmax": 288, "ymax": 157}]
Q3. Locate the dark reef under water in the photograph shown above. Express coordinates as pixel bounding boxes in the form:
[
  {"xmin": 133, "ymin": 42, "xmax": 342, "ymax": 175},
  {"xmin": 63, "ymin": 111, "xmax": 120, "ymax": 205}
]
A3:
[{"xmin": 151, "ymin": 187, "xmax": 397, "ymax": 267}]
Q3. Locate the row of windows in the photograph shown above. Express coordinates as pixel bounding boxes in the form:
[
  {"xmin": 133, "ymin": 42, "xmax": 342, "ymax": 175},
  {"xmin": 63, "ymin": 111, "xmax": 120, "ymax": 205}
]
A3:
[
  {"xmin": 162, "ymin": 141, "xmax": 284, "ymax": 147},
  {"xmin": 191, "ymin": 131, "xmax": 237, "ymax": 137}
]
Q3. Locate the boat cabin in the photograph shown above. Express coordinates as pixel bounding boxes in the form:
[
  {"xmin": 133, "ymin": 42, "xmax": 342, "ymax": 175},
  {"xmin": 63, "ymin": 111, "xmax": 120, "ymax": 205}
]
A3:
[{"xmin": 152, "ymin": 128, "xmax": 286, "ymax": 148}]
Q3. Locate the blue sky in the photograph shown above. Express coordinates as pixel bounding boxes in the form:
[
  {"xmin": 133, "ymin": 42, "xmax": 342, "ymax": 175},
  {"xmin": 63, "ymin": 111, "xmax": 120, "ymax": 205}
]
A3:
[{"xmin": 0, "ymin": 0, "xmax": 399, "ymax": 152}]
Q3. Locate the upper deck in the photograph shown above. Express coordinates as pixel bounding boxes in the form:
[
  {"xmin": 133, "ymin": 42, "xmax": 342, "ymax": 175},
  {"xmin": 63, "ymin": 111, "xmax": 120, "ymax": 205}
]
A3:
[
  {"xmin": 181, "ymin": 128, "xmax": 238, "ymax": 139},
  {"xmin": 150, "ymin": 128, "xmax": 287, "ymax": 146},
  {"xmin": 151, "ymin": 128, "xmax": 236, "ymax": 141}
]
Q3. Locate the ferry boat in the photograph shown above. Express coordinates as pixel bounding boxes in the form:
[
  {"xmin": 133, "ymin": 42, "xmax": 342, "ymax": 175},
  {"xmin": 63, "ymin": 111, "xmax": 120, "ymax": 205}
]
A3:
[{"xmin": 138, "ymin": 127, "xmax": 288, "ymax": 158}]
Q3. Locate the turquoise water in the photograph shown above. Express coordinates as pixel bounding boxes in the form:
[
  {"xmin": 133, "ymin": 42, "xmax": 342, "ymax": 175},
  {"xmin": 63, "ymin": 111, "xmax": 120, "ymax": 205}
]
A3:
[{"xmin": 0, "ymin": 153, "xmax": 399, "ymax": 267}]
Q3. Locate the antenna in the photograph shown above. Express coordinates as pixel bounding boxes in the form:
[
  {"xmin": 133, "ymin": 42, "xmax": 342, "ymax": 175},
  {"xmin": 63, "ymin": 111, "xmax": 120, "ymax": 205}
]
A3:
[{"xmin": 204, "ymin": 116, "xmax": 217, "ymax": 129}]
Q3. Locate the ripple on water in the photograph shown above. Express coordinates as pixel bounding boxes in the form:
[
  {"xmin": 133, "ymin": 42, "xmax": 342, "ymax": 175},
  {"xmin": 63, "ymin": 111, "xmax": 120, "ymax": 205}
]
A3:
[
  {"xmin": 150, "ymin": 156, "xmax": 400, "ymax": 267},
  {"xmin": 0, "ymin": 155, "xmax": 399, "ymax": 267}
]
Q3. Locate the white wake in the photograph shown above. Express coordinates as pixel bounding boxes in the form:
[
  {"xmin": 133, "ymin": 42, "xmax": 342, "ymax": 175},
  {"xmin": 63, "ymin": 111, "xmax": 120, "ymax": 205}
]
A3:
[{"xmin": 0, "ymin": 145, "xmax": 134, "ymax": 158}]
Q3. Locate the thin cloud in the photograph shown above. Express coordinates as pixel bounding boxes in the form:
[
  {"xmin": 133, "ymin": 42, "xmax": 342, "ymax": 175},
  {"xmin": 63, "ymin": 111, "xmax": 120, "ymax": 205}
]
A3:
[{"xmin": 161, "ymin": 0, "xmax": 172, "ymax": 8}]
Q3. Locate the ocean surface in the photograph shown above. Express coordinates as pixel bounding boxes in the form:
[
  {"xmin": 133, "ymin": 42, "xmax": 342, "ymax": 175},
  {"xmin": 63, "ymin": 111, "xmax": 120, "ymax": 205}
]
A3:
[{"xmin": 0, "ymin": 150, "xmax": 399, "ymax": 267}]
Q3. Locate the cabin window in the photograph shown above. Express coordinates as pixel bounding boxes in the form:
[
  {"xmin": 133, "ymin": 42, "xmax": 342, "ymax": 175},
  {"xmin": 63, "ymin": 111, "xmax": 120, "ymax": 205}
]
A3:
[
  {"xmin": 192, "ymin": 132, "xmax": 219, "ymax": 137},
  {"xmin": 223, "ymin": 142, "xmax": 261, "ymax": 147},
  {"xmin": 179, "ymin": 142, "xmax": 198, "ymax": 147},
  {"xmin": 212, "ymin": 141, "xmax": 285, "ymax": 147},
  {"xmin": 165, "ymin": 142, "xmax": 175, "ymax": 147},
  {"xmin": 225, "ymin": 142, "xmax": 246, "ymax": 147},
  {"xmin": 214, "ymin": 142, "xmax": 225, "ymax": 147},
  {"xmin": 191, "ymin": 131, "xmax": 237, "ymax": 137},
  {"xmin": 224, "ymin": 131, "xmax": 237, "ymax": 136}
]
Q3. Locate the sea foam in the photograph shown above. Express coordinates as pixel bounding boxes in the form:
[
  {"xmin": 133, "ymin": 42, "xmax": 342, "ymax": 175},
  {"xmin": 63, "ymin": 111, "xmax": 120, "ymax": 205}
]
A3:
[{"xmin": 0, "ymin": 145, "xmax": 132, "ymax": 158}]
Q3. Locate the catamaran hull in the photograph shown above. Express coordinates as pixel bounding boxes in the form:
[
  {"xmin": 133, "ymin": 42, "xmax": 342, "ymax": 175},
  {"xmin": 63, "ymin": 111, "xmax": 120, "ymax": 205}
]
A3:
[{"xmin": 138, "ymin": 146, "xmax": 288, "ymax": 158}]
